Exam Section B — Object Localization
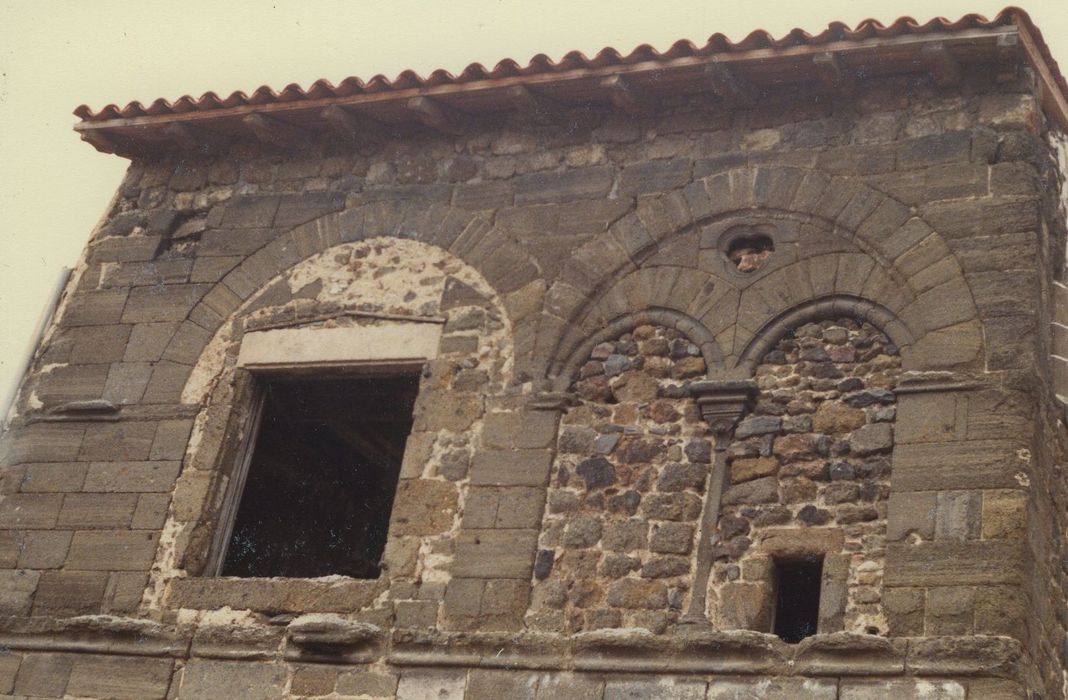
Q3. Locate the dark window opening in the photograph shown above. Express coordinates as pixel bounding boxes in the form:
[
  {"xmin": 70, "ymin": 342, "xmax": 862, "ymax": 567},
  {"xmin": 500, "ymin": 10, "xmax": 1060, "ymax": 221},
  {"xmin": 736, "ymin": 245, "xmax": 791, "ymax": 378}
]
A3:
[
  {"xmin": 219, "ymin": 373, "xmax": 420, "ymax": 579},
  {"xmin": 727, "ymin": 234, "xmax": 774, "ymax": 273},
  {"xmin": 773, "ymin": 556, "xmax": 823, "ymax": 643}
]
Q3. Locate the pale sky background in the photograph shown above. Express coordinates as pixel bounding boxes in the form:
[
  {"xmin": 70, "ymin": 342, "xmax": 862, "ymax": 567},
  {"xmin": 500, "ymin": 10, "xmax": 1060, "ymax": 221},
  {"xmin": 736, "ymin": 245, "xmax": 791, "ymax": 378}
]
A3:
[{"xmin": 0, "ymin": 0, "xmax": 1066, "ymax": 407}]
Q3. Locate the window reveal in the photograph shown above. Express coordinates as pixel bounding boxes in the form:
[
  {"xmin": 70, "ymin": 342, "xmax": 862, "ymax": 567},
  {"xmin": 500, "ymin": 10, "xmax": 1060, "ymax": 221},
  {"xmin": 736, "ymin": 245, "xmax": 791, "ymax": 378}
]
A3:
[
  {"xmin": 773, "ymin": 555, "xmax": 824, "ymax": 643},
  {"xmin": 219, "ymin": 373, "xmax": 420, "ymax": 579}
]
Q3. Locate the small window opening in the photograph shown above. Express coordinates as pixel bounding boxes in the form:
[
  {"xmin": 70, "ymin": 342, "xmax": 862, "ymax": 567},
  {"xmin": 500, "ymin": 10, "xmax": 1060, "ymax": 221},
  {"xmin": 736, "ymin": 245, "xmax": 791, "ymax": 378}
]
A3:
[
  {"xmin": 727, "ymin": 234, "xmax": 774, "ymax": 273},
  {"xmin": 219, "ymin": 373, "xmax": 420, "ymax": 579},
  {"xmin": 773, "ymin": 556, "xmax": 823, "ymax": 643}
]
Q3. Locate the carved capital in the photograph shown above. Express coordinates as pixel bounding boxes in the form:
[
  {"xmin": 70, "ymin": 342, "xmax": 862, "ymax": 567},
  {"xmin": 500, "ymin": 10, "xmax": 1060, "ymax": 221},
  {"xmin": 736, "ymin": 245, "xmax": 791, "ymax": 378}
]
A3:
[{"xmin": 688, "ymin": 379, "xmax": 757, "ymax": 443}]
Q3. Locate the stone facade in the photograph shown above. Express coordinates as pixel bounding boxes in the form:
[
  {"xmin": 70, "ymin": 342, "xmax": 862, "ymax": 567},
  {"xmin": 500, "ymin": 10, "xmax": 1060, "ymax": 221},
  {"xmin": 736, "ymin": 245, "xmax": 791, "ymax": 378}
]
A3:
[{"xmin": 2, "ymin": 15, "xmax": 1068, "ymax": 699}]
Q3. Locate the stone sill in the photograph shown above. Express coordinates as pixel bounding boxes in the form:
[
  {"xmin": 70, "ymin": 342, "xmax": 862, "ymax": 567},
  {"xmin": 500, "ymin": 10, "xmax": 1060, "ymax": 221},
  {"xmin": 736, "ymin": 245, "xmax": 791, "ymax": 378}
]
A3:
[
  {"xmin": 0, "ymin": 615, "xmax": 1023, "ymax": 681},
  {"xmin": 166, "ymin": 575, "xmax": 386, "ymax": 613}
]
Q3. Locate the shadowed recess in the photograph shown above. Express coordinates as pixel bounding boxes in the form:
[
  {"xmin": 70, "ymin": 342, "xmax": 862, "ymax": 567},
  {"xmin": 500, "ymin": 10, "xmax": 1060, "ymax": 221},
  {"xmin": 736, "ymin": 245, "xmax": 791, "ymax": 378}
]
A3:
[{"xmin": 221, "ymin": 374, "xmax": 419, "ymax": 579}]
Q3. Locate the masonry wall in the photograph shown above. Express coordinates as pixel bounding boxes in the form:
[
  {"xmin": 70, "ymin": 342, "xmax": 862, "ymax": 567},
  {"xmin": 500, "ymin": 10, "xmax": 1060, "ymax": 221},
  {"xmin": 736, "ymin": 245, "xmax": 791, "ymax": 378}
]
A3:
[{"xmin": 0, "ymin": 63, "xmax": 1063, "ymax": 698}]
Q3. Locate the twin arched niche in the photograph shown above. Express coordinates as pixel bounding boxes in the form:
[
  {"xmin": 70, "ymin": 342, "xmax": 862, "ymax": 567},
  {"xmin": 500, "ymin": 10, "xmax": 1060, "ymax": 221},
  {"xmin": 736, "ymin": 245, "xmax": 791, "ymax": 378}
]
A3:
[{"xmin": 542, "ymin": 164, "xmax": 982, "ymax": 387}]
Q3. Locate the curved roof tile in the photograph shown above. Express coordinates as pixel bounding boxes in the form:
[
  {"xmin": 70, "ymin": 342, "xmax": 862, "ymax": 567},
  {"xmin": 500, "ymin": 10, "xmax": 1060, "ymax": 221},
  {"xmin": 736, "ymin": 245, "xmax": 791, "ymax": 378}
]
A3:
[{"xmin": 74, "ymin": 7, "xmax": 1064, "ymax": 123}]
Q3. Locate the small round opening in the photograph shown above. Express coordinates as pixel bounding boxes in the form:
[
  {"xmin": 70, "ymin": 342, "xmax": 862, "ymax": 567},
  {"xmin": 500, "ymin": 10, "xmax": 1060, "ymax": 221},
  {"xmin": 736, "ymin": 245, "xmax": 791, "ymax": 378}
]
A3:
[{"xmin": 727, "ymin": 234, "xmax": 775, "ymax": 273}]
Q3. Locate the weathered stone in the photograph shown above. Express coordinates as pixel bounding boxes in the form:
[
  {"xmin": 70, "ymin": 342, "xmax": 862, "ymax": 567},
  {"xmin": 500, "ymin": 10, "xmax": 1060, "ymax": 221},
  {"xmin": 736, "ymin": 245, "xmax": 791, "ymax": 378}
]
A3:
[
  {"xmin": 469, "ymin": 450, "xmax": 552, "ymax": 487},
  {"xmin": 605, "ymin": 578, "xmax": 668, "ymax": 609},
  {"xmin": 886, "ymin": 491, "xmax": 937, "ymax": 541},
  {"xmin": 640, "ymin": 493, "xmax": 699, "ymax": 522},
  {"xmin": 981, "ymin": 489, "xmax": 1026, "ymax": 540},
  {"xmin": 619, "ymin": 159, "xmax": 692, "ymax": 196},
  {"xmin": 611, "ymin": 371, "xmax": 659, "ymax": 402},
  {"xmin": 602, "ymin": 519, "xmax": 648, "ymax": 552},
  {"xmin": 730, "ymin": 457, "xmax": 778, "ymax": 484},
  {"xmin": 649, "ymin": 522, "xmax": 694, "ymax": 554},
  {"xmin": 452, "ymin": 530, "xmax": 538, "ymax": 579},
  {"xmin": 180, "ymin": 660, "xmax": 287, "ymax": 700},
  {"xmin": 657, "ymin": 463, "xmax": 705, "ymax": 492},
  {"xmin": 483, "ymin": 411, "xmax": 558, "ymax": 449},
  {"xmin": 759, "ymin": 527, "xmax": 844, "ymax": 557},
  {"xmin": 391, "ymin": 479, "xmax": 458, "ymax": 536},
  {"xmin": 0, "ymin": 570, "xmax": 39, "ymax": 615},
  {"xmin": 884, "ymin": 540, "xmax": 1022, "ymax": 586},
  {"xmin": 717, "ymin": 582, "xmax": 771, "ymax": 631},
  {"xmin": 564, "ymin": 517, "xmax": 603, "ymax": 548},
  {"xmin": 934, "ymin": 490, "xmax": 981, "ymax": 540},
  {"xmin": 723, "ymin": 477, "xmax": 779, "ymax": 505},
  {"xmin": 735, "ymin": 416, "xmax": 782, "ymax": 438},
  {"xmin": 772, "ymin": 434, "xmax": 817, "ymax": 460},
  {"xmin": 926, "ymin": 586, "xmax": 975, "ymax": 635},
  {"xmin": 514, "ymin": 166, "xmax": 614, "ymax": 205},
  {"xmin": 813, "ymin": 403, "xmax": 867, "ymax": 433},
  {"xmin": 576, "ymin": 457, "xmax": 617, "ymax": 490},
  {"xmin": 681, "ymin": 440, "xmax": 711, "ymax": 464},
  {"xmin": 336, "ymin": 670, "xmax": 399, "ymax": 697},
  {"xmin": 64, "ymin": 530, "xmax": 161, "ymax": 571},
  {"xmin": 65, "ymin": 655, "xmax": 173, "ymax": 700},
  {"xmin": 849, "ymin": 423, "xmax": 893, "ymax": 455}
]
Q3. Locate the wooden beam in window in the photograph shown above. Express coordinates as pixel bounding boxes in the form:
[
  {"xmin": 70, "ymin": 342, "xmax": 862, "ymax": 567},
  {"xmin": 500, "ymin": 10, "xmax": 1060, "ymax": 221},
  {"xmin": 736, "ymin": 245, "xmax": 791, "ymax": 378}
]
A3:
[
  {"xmin": 813, "ymin": 52, "xmax": 856, "ymax": 94},
  {"xmin": 922, "ymin": 42, "xmax": 962, "ymax": 87},
  {"xmin": 705, "ymin": 59, "xmax": 756, "ymax": 107},
  {"xmin": 320, "ymin": 105, "xmax": 387, "ymax": 144},
  {"xmin": 242, "ymin": 112, "xmax": 311, "ymax": 148},
  {"xmin": 407, "ymin": 96, "xmax": 468, "ymax": 135}
]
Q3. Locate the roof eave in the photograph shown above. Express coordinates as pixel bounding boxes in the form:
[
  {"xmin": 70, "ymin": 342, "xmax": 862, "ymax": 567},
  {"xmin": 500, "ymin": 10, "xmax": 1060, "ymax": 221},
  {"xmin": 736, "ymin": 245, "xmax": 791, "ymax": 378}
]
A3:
[{"xmin": 73, "ymin": 23, "xmax": 1065, "ymax": 158}]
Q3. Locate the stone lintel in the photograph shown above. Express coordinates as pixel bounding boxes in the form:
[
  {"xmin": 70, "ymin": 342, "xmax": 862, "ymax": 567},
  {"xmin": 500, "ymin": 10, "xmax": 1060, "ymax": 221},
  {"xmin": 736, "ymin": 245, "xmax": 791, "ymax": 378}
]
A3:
[{"xmin": 237, "ymin": 322, "xmax": 441, "ymax": 370}]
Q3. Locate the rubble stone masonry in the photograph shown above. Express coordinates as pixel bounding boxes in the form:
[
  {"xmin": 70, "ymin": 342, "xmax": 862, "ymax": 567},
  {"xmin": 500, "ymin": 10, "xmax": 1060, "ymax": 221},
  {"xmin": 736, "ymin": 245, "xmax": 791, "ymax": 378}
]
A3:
[{"xmin": 0, "ymin": 57, "xmax": 1065, "ymax": 698}]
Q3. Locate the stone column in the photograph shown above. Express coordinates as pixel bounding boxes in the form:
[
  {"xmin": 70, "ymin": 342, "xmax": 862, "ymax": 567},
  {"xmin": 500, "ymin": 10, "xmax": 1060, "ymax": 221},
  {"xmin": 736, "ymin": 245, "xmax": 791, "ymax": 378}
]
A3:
[{"xmin": 680, "ymin": 379, "xmax": 756, "ymax": 625}]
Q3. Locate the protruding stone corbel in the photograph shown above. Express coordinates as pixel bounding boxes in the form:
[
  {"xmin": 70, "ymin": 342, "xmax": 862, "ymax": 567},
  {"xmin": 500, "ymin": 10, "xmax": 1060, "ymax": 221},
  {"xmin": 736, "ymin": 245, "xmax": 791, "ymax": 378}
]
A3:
[
  {"xmin": 813, "ymin": 52, "xmax": 856, "ymax": 95},
  {"xmin": 320, "ymin": 105, "xmax": 387, "ymax": 145},
  {"xmin": 407, "ymin": 96, "xmax": 468, "ymax": 135},
  {"xmin": 921, "ymin": 42, "xmax": 962, "ymax": 88},
  {"xmin": 285, "ymin": 614, "xmax": 380, "ymax": 662},
  {"xmin": 600, "ymin": 75, "xmax": 652, "ymax": 116},
  {"xmin": 681, "ymin": 379, "xmax": 757, "ymax": 626},
  {"xmin": 507, "ymin": 85, "xmax": 569, "ymax": 123},
  {"xmin": 243, "ymin": 112, "xmax": 312, "ymax": 148},
  {"xmin": 705, "ymin": 60, "xmax": 757, "ymax": 108},
  {"xmin": 995, "ymin": 33, "xmax": 1021, "ymax": 83},
  {"xmin": 163, "ymin": 122, "xmax": 227, "ymax": 154},
  {"xmin": 690, "ymin": 379, "xmax": 758, "ymax": 447}
]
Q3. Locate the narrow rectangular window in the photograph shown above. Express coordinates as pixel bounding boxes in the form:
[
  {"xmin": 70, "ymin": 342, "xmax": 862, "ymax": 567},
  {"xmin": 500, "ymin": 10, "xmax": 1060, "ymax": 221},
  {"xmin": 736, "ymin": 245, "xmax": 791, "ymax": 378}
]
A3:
[
  {"xmin": 217, "ymin": 372, "xmax": 420, "ymax": 579},
  {"xmin": 773, "ymin": 556, "xmax": 823, "ymax": 643}
]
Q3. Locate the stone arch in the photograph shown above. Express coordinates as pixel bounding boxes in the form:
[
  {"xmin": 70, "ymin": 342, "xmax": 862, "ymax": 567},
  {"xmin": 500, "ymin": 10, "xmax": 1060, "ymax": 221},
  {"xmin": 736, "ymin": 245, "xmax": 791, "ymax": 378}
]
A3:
[
  {"xmin": 146, "ymin": 235, "xmax": 516, "ymax": 611},
  {"xmin": 155, "ymin": 201, "xmax": 542, "ymax": 393},
  {"xmin": 551, "ymin": 307, "xmax": 725, "ymax": 391},
  {"xmin": 735, "ymin": 295, "xmax": 916, "ymax": 375},
  {"xmin": 538, "ymin": 164, "xmax": 981, "ymax": 381}
]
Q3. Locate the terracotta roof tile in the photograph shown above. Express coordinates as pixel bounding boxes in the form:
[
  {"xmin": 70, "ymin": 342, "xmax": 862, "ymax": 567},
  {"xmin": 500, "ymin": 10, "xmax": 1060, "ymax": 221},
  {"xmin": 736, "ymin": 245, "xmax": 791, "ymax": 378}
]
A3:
[{"xmin": 75, "ymin": 7, "xmax": 1064, "ymax": 123}]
